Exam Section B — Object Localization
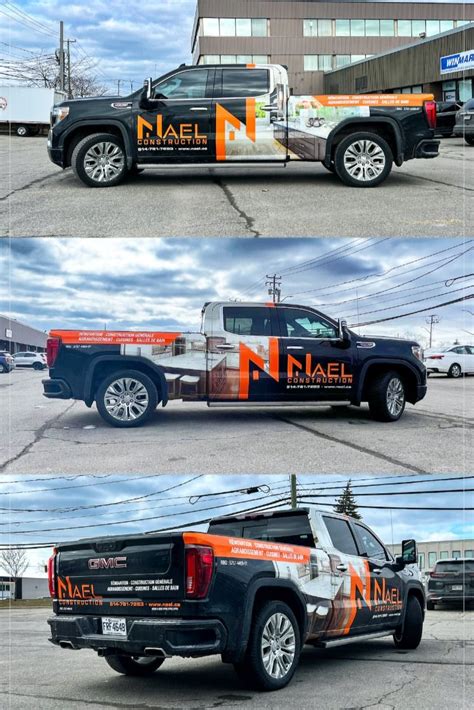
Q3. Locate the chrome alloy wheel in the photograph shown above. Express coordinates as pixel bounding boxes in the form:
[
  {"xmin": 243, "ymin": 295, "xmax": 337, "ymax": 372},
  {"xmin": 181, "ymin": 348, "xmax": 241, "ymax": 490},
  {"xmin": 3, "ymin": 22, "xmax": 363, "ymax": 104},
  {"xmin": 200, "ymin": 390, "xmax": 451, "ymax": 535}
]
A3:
[
  {"xmin": 386, "ymin": 377, "xmax": 405, "ymax": 417},
  {"xmin": 104, "ymin": 378, "xmax": 149, "ymax": 421},
  {"xmin": 84, "ymin": 141, "xmax": 125, "ymax": 183},
  {"xmin": 343, "ymin": 139, "xmax": 386, "ymax": 182},
  {"xmin": 450, "ymin": 364, "xmax": 461, "ymax": 378},
  {"xmin": 261, "ymin": 613, "xmax": 296, "ymax": 679}
]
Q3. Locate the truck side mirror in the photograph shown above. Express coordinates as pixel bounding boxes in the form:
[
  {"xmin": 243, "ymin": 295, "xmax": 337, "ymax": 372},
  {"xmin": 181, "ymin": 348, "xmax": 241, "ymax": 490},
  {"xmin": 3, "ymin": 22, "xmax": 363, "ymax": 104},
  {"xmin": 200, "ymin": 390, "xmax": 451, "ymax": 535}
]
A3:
[
  {"xmin": 337, "ymin": 319, "xmax": 351, "ymax": 347},
  {"xmin": 396, "ymin": 539, "xmax": 417, "ymax": 568}
]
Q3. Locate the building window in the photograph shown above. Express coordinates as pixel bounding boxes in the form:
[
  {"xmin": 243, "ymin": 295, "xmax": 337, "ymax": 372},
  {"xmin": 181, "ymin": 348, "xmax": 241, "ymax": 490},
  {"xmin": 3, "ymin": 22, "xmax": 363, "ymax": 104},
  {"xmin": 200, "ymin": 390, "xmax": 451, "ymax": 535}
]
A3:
[
  {"xmin": 335, "ymin": 19, "xmax": 350, "ymax": 37},
  {"xmin": 336, "ymin": 55, "xmax": 351, "ymax": 69},
  {"xmin": 350, "ymin": 19, "xmax": 365, "ymax": 37},
  {"xmin": 304, "ymin": 55, "xmax": 333, "ymax": 71},
  {"xmin": 439, "ymin": 551, "xmax": 449, "ymax": 559},
  {"xmin": 452, "ymin": 550, "xmax": 461, "ymax": 559},
  {"xmin": 201, "ymin": 17, "xmax": 269, "ymax": 38},
  {"xmin": 465, "ymin": 550, "xmax": 473, "ymax": 558},
  {"xmin": 303, "ymin": 18, "xmax": 332, "ymax": 37},
  {"xmin": 428, "ymin": 552, "xmax": 437, "ymax": 568},
  {"xmin": 199, "ymin": 55, "xmax": 269, "ymax": 66},
  {"xmin": 418, "ymin": 552, "xmax": 425, "ymax": 570},
  {"xmin": 440, "ymin": 20, "xmax": 454, "ymax": 32},
  {"xmin": 380, "ymin": 20, "xmax": 395, "ymax": 37}
]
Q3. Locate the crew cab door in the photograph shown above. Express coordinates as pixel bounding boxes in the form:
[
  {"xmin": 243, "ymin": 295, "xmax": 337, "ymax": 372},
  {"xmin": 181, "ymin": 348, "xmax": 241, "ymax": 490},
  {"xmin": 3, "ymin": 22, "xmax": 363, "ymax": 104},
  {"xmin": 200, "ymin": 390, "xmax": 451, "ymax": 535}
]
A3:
[
  {"xmin": 213, "ymin": 66, "xmax": 286, "ymax": 162},
  {"xmin": 351, "ymin": 521, "xmax": 403, "ymax": 630},
  {"xmin": 205, "ymin": 303, "xmax": 285, "ymax": 402},
  {"xmin": 277, "ymin": 306, "xmax": 355, "ymax": 402},
  {"xmin": 133, "ymin": 67, "xmax": 215, "ymax": 162}
]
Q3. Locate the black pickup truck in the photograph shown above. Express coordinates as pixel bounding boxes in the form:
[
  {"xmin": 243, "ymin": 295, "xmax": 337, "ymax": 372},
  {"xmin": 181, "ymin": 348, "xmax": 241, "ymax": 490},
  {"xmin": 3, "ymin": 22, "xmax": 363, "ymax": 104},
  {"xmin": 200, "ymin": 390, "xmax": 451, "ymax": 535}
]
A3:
[
  {"xmin": 47, "ymin": 507, "xmax": 425, "ymax": 692},
  {"xmin": 48, "ymin": 63, "xmax": 439, "ymax": 188},
  {"xmin": 42, "ymin": 301, "xmax": 427, "ymax": 427}
]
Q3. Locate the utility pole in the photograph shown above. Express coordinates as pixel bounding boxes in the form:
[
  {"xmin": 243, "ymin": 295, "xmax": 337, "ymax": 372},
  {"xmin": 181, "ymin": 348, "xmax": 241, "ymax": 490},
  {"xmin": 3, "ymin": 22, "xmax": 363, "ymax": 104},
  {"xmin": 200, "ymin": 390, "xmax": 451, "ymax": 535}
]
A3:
[
  {"xmin": 59, "ymin": 21, "xmax": 65, "ymax": 92},
  {"xmin": 66, "ymin": 39, "xmax": 76, "ymax": 99},
  {"xmin": 290, "ymin": 474, "xmax": 297, "ymax": 509},
  {"xmin": 265, "ymin": 274, "xmax": 282, "ymax": 303},
  {"xmin": 425, "ymin": 314, "xmax": 440, "ymax": 348},
  {"xmin": 117, "ymin": 80, "xmax": 121, "ymax": 96}
]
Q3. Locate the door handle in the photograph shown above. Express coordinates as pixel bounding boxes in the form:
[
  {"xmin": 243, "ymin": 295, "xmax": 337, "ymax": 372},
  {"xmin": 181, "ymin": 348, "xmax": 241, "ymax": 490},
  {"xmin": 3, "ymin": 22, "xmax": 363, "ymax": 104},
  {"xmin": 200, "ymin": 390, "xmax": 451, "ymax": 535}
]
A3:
[
  {"xmin": 287, "ymin": 346, "xmax": 304, "ymax": 350},
  {"xmin": 190, "ymin": 107, "xmax": 208, "ymax": 111},
  {"xmin": 372, "ymin": 568, "xmax": 382, "ymax": 574},
  {"xmin": 215, "ymin": 344, "xmax": 235, "ymax": 350},
  {"xmin": 261, "ymin": 104, "xmax": 278, "ymax": 111},
  {"xmin": 336, "ymin": 563, "xmax": 347, "ymax": 572}
]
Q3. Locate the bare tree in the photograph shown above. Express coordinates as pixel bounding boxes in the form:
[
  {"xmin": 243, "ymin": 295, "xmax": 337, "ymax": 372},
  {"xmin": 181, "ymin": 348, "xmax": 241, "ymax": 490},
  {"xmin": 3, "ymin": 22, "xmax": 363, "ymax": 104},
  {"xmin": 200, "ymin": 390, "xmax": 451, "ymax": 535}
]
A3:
[{"xmin": 0, "ymin": 548, "xmax": 29, "ymax": 579}]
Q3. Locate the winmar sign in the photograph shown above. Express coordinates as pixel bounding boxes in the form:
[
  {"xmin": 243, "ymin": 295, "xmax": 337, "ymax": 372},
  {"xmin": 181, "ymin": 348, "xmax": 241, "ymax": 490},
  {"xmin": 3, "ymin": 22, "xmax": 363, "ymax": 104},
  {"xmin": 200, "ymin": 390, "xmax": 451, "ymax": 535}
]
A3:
[
  {"xmin": 137, "ymin": 115, "xmax": 207, "ymax": 147},
  {"xmin": 440, "ymin": 50, "xmax": 474, "ymax": 75}
]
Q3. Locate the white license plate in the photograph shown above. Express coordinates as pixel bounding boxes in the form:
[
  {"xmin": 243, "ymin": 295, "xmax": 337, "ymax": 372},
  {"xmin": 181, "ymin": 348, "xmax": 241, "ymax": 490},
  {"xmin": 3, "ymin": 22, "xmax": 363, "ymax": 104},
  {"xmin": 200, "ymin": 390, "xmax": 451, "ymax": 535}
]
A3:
[
  {"xmin": 101, "ymin": 617, "xmax": 127, "ymax": 637},
  {"xmin": 464, "ymin": 115, "xmax": 471, "ymax": 121},
  {"xmin": 451, "ymin": 585, "xmax": 463, "ymax": 591}
]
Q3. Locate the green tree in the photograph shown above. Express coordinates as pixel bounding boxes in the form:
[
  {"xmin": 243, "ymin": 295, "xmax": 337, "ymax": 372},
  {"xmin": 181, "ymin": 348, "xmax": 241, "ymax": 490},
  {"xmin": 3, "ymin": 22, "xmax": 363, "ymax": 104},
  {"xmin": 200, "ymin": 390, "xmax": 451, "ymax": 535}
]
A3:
[{"xmin": 334, "ymin": 480, "xmax": 362, "ymax": 520}]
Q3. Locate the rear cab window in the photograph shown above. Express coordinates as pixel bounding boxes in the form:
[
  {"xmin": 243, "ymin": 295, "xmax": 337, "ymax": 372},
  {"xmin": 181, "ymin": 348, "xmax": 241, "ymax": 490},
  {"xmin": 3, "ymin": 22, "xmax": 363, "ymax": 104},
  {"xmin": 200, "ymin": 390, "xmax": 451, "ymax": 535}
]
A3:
[
  {"xmin": 222, "ymin": 306, "xmax": 278, "ymax": 336},
  {"xmin": 209, "ymin": 513, "xmax": 315, "ymax": 548},
  {"xmin": 217, "ymin": 68, "xmax": 270, "ymax": 98},
  {"xmin": 323, "ymin": 516, "xmax": 359, "ymax": 556}
]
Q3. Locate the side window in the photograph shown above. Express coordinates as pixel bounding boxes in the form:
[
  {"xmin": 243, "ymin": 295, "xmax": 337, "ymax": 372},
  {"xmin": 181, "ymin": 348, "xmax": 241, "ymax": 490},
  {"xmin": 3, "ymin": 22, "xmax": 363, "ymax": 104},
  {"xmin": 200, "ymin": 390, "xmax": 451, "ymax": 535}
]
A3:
[
  {"xmin": 279, "ymin": 308, "xmax": 337, "ymax": 339},
  {"xmin": 353, "ymin": 524, "xmax": 388, "ymax": 561},
  {"xmin": 153, "ymin": 69, "xmax": 210, "ymax": 99},
  {"xmin": 323, "ymin": 516, "xmax": 359, "ymax": 556},
  {"xmin": 223, "ymin": 306, "xmax": 277, "ymax": 336},
  {"xmin": 220, "ymin": 69, "xmax": 269, "ymax": 97},
  {"xmin": 451, "ymin": 346, "xmax": 466, "ymax": 354}
]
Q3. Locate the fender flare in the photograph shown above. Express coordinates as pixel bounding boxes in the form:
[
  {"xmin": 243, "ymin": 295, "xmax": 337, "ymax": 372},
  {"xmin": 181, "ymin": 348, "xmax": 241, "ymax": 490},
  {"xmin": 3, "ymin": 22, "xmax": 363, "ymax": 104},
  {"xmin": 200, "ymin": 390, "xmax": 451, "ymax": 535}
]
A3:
[
  {"xmin": 59, "ymin": 120, "xmax": 134, "ymax": 169},
  {"xmin": 354, "ymin": 358, "xmax": 422, "ymax": 405},
  {"xmin": 83, "ymin": 355, "xmax": 168, "ymax": 406},
  {"xmin": 231, "ymin": 578, "xmax": 309, "ymax": 662},
  {"xmin": 325, "ymin": 117, "xmax": 404, "ymax": 167}
]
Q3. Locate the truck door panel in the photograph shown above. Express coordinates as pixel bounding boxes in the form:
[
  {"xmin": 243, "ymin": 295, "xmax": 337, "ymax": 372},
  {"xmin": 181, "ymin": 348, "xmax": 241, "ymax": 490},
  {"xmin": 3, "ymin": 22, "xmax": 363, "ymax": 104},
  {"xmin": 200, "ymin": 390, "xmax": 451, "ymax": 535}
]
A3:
[
  {"xmin": 214, "ymin": 67, "xmax": 286, "ymax": 162},
  {"xmin": 277, "ymin": 306, "xmax": 355, "ymax": 401},
  {"xmin": 133, "ymin": 68, "xmax": 215, "ymax": 162},
  {"xmin": 205, "ymin": 303, "xmax": 285, "ymax": 402},
  {"xmin": 352, "ymin": 522, "xmax": 403, "ymax": 630}
]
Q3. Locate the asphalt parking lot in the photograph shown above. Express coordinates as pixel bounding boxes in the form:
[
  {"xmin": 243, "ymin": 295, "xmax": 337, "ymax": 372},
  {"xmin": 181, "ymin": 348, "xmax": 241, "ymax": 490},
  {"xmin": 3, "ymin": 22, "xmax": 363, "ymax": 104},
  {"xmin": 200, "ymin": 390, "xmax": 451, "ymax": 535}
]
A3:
[
  {"xmin": 1, "ymin": 369, "xmax": 472, "ymax": 475},
  {"xmin": 0, "ymin": 136, "xmax": 472, "ymax": 238},
  {"xmin": 0, "ymin": 606, "xmax": 471, "ymax": 709}
]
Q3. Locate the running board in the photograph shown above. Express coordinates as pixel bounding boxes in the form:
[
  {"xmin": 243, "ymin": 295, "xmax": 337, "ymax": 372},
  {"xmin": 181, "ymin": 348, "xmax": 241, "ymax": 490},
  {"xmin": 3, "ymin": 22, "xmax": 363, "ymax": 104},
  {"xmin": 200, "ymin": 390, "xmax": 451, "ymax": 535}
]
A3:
[
  {"xmin": 207, "ymin": 400, "xmax": 352, "ymax": 408},
  {"xmin": 136, "ymin": 161, "xmax": 289, "ymax": 168},
  {"xmin": 317, "ymin": 631, "xmax": 393, "ymax": 648}
]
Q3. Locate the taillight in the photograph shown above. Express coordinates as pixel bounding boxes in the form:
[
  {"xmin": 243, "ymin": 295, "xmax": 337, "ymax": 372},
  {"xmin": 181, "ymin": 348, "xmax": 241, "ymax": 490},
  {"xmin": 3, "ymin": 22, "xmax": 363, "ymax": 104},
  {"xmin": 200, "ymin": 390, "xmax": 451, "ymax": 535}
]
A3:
[
  {"xmin": 46, "ymin": 337, "xmax": 60, "ymax": 368},
  {"xmin": 185, "ymin": 545, "xmax": 214, "ymax": 599},
  {"xmin": 47, "ymin": 549, "xmax": 57, "ymax": 597},
  {"xmin": 428, "ymin": 355, "xmax": 444, "ymax": 360},
  {"xmin": 424, "ymin": 100, "xmax": 437, "ymax": 129}
]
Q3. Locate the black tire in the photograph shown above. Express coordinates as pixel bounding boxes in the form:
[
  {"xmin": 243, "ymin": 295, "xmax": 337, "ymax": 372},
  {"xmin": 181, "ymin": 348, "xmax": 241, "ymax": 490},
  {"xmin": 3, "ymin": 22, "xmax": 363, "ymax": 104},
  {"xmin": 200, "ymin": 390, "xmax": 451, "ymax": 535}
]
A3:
[
  {"xmin": 448, "ymin": 363, "xmax": 462, "ymax": 378},
  {"xmin": 0, "ymin": 364, "xmax": 6, "ymax": 373},
  {"xmin": 71, "ymin": 132, "xmax": 128, "ymax": 187},
  {"xmin": 95, "ymin": 369, "xmax": 158, "ymax": 428},
  {"xmin": 465, "ymin": 135, "xmax": 474, "ymax": 146},
  {"xmin": 426, "ymin": 600, "xmax": 435, "ymax": 611},
  {"xmin": 334, "ymin": 132, "xmax": 393, "ymax": 187},
  {"xmin": 105, "ymin": 654, "xmax": 165, "ymax": 676},
  {"xmin": 367, "ymin": 370, "xmax": 406, "ymax": 422},
  {"xmin": 233, "ymin": 601, "xmax": 301, "ymax": 691},
  {"xmin": 16, "ymin": 125, "xmax": 30, "ymax": 137},
  {"xmin": 393, "ymin": 595, "xmax": 423, "ymax": 650},
  {"xmin": 33, "ymin": 362, "xmax": 43, "ymax": 371}
]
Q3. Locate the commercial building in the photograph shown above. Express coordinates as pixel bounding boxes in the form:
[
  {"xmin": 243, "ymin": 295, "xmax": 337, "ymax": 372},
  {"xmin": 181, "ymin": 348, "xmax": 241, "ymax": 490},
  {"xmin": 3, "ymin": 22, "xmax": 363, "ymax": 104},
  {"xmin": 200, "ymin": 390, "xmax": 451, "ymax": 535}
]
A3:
[
  {"xmin": 0, "ymin": 314, "xmax": 47, "ymax": 354},
  {"xmin": 0, "ymin": 576, "xmax": 49, "ymax": 600},
  {"xmin": 192, "ymin": 1, "xmax": 474, "ymax": 93},
  {"xmin": 388, "ymin": 539, "xmax": 474, "ymax": 573},
  {"xmin": 325, "ymin": 23, "xmax": 474, "ymax": 101}
]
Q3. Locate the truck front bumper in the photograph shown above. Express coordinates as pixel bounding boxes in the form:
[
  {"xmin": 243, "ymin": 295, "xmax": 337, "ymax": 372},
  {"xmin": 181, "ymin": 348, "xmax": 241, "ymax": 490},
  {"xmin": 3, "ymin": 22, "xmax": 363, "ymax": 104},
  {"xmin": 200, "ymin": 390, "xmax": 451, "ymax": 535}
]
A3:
[
  {"xmin": 48, "ymin": 615, "xmax": 228, "ymax": 658},
  {"xmin": 42, "ymin": 378, "xmax": 72, "ymax": 399},
  {"xmin": 414, "ymin": 138, "xmax": 440, "ymax": 159},
  {"xmin": 47, "ymin": 128, "xmax": 66, "ymax": 168}
]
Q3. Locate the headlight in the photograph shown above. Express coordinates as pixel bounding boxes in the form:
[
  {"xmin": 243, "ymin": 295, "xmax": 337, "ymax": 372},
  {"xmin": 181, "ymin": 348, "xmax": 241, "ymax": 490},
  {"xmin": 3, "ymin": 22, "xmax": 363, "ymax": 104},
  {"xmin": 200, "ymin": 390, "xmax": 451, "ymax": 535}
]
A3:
[
  {"xmin": 52, "ymin": 106, "xmax": 70, "ymax": 124},
  {"xmin": 412, "ymin": 345, "xmax": 423, "ymax": 361}
]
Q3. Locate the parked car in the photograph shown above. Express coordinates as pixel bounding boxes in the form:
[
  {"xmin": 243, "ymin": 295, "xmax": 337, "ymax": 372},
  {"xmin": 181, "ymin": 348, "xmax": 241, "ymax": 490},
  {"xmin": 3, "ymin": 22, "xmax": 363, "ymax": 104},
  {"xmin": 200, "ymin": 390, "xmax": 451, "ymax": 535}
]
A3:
[
  {"xmin": 0, "ymin": 351, "xmax": 14, "ymax": 373},
  {"xmin": 42, "ymin": 301, "xmax": 427, "ymax": 426},
  {"xmin": 47, "ymin": 63, "xmax": 439, "ymax": 188},
  {"xmin": 47, "ymin": 507, "xmax": 424, "ymax": 691},
  {"xmin": 14, "ymin": 350, "xmax": 47, "ymax": 370},
  {"xmin": 426, "ymin": 558, "xmax": 474, "ymax": 610},
  {"xmin": 424, "ymin": 345, "xmax": 474, "ymax": 378},
  {"xmin": 454, "ymin": 98, "xmax": 474, "ymax": 145},
  {"xmin": 435, "ymin": 101, "xmax": 462, "ymax": 137}
]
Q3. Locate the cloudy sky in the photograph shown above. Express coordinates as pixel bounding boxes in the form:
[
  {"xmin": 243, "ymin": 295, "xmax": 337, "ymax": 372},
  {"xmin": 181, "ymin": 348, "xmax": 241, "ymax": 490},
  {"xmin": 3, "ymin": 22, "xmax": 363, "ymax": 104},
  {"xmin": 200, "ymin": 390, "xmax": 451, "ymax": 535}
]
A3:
[
  {"xmin": 0, "ymin": 472, "xmax": 471, "ymax": 575},
  {"xmin": 1, "ymin": 237, "xmax": 473, "ymax": 349},
  {"xmin": 1, "ymin": 1, "xmax": 473, "ymax": 93}
]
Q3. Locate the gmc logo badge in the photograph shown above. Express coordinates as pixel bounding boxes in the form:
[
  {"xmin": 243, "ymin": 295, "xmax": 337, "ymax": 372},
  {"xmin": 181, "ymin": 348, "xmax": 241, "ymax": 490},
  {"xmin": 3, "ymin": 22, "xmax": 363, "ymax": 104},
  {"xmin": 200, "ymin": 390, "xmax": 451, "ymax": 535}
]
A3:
[{"xmin": 88, "ymin": 556, "xmax": 127, "ymax": 570}]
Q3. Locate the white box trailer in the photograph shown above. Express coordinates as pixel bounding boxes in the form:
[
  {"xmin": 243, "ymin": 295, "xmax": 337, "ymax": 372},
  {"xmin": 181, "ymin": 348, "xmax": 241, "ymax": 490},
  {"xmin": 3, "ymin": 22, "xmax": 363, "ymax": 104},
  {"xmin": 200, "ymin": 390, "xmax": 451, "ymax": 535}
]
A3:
[{"xmin": 0, "ymin": 86, "xmax": 66, "ymax": 136}]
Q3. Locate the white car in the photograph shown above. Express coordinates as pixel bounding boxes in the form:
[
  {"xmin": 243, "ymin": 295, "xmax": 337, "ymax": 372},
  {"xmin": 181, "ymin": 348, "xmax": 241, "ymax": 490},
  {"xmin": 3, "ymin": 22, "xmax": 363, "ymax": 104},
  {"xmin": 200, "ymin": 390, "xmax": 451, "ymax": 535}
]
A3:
[
  {"xmin": 13, "ymin": 350, "xmax": 47, "ymax": 370},
  {"xmin": 424, "ymin": 345, "xmax": 474, "ymax": 378}
]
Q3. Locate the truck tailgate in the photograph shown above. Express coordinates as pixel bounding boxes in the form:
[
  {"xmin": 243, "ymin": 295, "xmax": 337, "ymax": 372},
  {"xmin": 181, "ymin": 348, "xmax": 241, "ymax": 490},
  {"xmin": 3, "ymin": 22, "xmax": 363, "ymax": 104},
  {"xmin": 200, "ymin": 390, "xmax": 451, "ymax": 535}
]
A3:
[{"xmin": 55, "ymin": 533, "xmax": 185, "ymax": 615}]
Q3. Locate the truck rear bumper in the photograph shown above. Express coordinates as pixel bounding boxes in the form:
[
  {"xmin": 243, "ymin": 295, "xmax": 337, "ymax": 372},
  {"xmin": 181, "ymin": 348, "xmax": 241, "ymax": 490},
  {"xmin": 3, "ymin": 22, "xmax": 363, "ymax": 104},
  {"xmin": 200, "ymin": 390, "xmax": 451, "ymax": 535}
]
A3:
[
  {"xmin": 415, "ymin": 138, "xmax": 440, "ymax": 159},
  {"xmin": 42, "ymin": 378, "xmax": 72, "ymax": 399},
  {"xmin": 48, "ymin": 615, "xmax": 227, "ymax": 658}
]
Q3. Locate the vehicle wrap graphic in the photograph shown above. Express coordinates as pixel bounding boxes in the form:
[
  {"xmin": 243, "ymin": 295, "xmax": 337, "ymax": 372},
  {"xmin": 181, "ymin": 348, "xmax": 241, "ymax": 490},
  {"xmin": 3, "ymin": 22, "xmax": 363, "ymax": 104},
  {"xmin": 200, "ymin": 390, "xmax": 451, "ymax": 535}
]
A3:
[{"xmin": 136, "ymin": 115, "xmax": 208, "ymax": 154}]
